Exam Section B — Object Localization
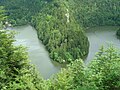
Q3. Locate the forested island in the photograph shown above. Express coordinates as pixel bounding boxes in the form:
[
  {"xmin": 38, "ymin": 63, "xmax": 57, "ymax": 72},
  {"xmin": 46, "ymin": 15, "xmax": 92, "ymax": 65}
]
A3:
[{"xmin": 0, "ymin": 0, "xmax": 120, "ymax": 90}]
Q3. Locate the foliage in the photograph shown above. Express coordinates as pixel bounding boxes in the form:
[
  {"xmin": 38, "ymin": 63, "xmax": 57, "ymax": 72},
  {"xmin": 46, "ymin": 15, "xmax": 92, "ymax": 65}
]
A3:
[
  {"xmin": 50, "ymin": 59, "xmax": 86, "ymax": 90},
  {"xmin": 0, "ymin": 28, "xmax": 120, "ymax": 90},
  {"xmin": 0, "ymin": 6, "xmax": 6, "ymax": 21},
  {"xmin": 1, "ymin": 0, "xmax": 120, "ymax": 63},
  {"xmin": 32, "ymin": 0, "xmax": 89, "ymax": 63},
  {"xmin": 0, "ymin": 30, "xmax": 46, "ymax": 90},
  {"xmin": 1, "ymin": 0, "xmax": 120, "ymax": 27},
  {"xmin": 0, "ymin": 0, "xmax": 44, "ymax": 26},
  {"xmin": 0, "ymin": 0, "xmax": 120, "ymax": 90},
  {"xmin": 0, "ymin": 6, "xmax": 7, "ymax": 29},
  {"xmin": 49, "ymin": 46, "xmax": 120, "ymax": 90},
  {"xmin": 88, "ymin": 46, "xmax": 120, "ymax": 90},
  {"xmin": 72, "ymin": 0, "xmax": 120, "ymax": 27}
]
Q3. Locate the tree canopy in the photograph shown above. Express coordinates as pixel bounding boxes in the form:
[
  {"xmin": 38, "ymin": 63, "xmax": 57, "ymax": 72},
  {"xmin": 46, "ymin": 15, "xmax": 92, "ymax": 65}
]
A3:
[
  {"xmin": 32, "ymin": 0, "xmax": 89, "ymax": 63},
  {"xmin": 0, "ymin": 30, "xmax": 47, "ymax": 89},
  {"xmin": 0, "ymin": 0, "xmax": 120, "ymax": 89}
]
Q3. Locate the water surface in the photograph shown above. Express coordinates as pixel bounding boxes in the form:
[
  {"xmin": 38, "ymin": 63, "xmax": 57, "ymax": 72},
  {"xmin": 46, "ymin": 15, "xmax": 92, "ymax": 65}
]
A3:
[
  {"xmin": 13, "ymin": 25, "xmax": 120, "ymax": 78},
  {"xmin": 13, "ymin": 25, "xmax": 63, "ymax": 79},
  {"xmin": 85, "ymin": 26, "xmax": 120, "ymax": 64}
]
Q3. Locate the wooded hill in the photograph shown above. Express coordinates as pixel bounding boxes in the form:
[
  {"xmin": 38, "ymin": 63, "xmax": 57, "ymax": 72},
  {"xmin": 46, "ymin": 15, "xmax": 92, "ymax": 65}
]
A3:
[
  {"xmin": 32, "ymin": 0, "xmax": 89, "ymax": 63},
  {"xmin": 0, "ymin": 0, "xmax": 120, "ymax": 90},
  {"xmin": 0, "ymin": 0, "xmax": 120, "ymax": 63}
]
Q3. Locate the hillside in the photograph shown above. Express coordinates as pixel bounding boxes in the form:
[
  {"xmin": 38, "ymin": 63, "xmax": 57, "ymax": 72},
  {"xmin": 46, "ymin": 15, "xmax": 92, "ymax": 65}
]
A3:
[{"xmin": 0, "ymin": 0, "xmax": 120, "ymax": 89}]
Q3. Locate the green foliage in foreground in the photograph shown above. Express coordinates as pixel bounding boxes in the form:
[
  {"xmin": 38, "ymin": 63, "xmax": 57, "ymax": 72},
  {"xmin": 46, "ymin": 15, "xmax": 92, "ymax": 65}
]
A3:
[
  {"xmin": 88, "ymin": 46, "xmax": 120, "ymax": 90},
  {"xmin": 32, "ymin": 0, "xmax": 89, "ymax": 63},
  {"xmin": 0, "ymin": 30, "xmax": 46, "ymax": 90},
  {"xmin": 0, "ymin": 30, "xmax": 120, "ymax": 90},
  {"xmin": 49, "ymin": 46, "xmax": 120, "ymax": 90}
]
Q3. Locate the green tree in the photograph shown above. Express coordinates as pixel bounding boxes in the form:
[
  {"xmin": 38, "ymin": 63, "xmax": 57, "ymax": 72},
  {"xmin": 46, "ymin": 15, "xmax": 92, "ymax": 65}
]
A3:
[
  {"xmin": 0, "ymin": 6, "xmax": 7, "ymax": 29},
  {"xmin": 72, "ymin": 0, "xmax": 120, "ymax": 27},
  {"xmin": 0, "ymin": 0, "xmax": 44, "ymax": 26},
  {"xmin": 50, "ymin": 59, "xmax": 96, "ymax": 90},
  {"xmin": 0, "ymin": 30, "xmax": 46, "ymax": 90},
  {"xmin": 32, "ymin": 0, "xmax": 89, "ymax": 63},
  {"xmin": 0, "ymin": 6, "xmax": 6, "ymax": 21},
  {"xmin": 88, "ymin": 46, "xmax": 120, "ymax": 90}
]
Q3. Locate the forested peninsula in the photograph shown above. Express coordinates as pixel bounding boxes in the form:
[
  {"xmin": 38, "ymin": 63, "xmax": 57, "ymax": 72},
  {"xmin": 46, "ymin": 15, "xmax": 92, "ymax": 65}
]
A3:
[{"xmin": 0, "ymin": 0, "xmax": 120, "ymax": 90}]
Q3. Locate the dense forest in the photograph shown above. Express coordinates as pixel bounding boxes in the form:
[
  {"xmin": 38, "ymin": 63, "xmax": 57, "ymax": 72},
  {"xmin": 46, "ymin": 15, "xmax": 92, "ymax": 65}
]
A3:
[
  {"xmin": 72, "ymin": 0, "xmax": 120, "ymax": 27},
  {"xmin": 0, "ymin": 0, "xmax": 120, "ymax": 90},
  {"xmin": 31, "ymin": 1, "xmax": 89, "ymax": 63}
]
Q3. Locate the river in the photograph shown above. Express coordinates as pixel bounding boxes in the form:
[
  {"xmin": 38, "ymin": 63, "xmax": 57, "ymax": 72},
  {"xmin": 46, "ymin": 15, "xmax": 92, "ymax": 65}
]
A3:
[
  {"xmin": 13, "ymin": 25, "xmax": 64, "ymax": 79},
  {"xmin": 85, "ymin": 26, "xmax": 120, "ymax": 64},
  {"xmin": 13, "ymin": 25, "xmax": 120, "ymax": 79}
]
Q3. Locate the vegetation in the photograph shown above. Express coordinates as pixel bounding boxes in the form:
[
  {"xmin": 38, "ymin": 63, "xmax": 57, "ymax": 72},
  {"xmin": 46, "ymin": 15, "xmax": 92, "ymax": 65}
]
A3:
[
  {"xmin": 0, "ymin": 32, "xmax": 120, "ymax": 89},
  {"xmin": 0, "ymin": 0, "xmax": 43, "ymax": 26},
  {"xmin": 0, "ymin": 0, "xmax": 90, "ymax": 63},
  {"xmin": 1, "ymin": 0, "xmax": 120, "ymax": 27},
  {"xmin": 0, "ymin": 30, "xmax": 47, "ymax": 89},
  {"xmin": 49, "ymin": 46, "xmax": 120, "ymax": 90},
  {"xmin": 0, "ymin": 7, "xmax": 45, "ymax": 89},
  {"xmin": 72, "ymin": 0, "xmax": 120, "ymax": 27},
  {"xmin": 0, "ymin": 6, "xmax": 6, "ymax": 21},
  {"xmin": 32, "ymin": 0, "xmax": 89, "ymax": 63},
  {"xmin": 88, "ymin": 46, "xmax": 120, "ymax": 90},
  {"xmin": 116, "ymin": 28, "xmax": 120, "ymax": 39},
  {"xmin": 0, "ymin": 0, "xmax": 120, "ymax": 90},
  {"xmin": 0, "ymin": 6, "xmax": 7, "ymax": 29},
  {"xmin": 1, "ymin": 0, "xmax": 120, "ymax": 63}
]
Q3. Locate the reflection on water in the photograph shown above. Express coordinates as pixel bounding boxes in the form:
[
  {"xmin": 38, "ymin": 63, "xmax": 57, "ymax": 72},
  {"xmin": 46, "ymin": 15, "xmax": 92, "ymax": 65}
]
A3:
[
  {"xmin": 13, "ymin": 25, "xmax": 64, "ymax": 79},
  {"xmin": 85, "ymin": 26, "xmax": 120, "ymax": 65}
]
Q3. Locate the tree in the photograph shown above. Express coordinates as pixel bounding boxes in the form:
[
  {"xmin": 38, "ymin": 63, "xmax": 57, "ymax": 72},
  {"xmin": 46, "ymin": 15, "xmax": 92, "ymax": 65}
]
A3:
[
  {"xmin": 0, "ymin": 6, "xmax": 6, "ymax": 21},
  {"xmin": 50, "ymin": 59, "xmax": 96, "ymax": 90},
  {"xmin": 0, "ymin": 0, "xmax": 43, "ymax": 26},
  {"xmin": 0, "ymin": 6, "xmax": 7, "ymax": 29},
  {"xmin": 88, "ymin": 46, "xmax": 120, "ymax": 90},
  {"xmin": 0, "ymin": 30, "xmax": 46, "ymax": 89},
  {"xmin": 32, "ymin": 0, "xmax": 89, "ymax": 63}
]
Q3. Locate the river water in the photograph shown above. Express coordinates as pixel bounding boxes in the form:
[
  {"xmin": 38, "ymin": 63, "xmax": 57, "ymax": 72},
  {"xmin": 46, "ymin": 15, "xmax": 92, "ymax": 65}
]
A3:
[
  {"xmin": 13, "ymin": 25, "xmax": 64, "ymax": 79},
  {"xmin": 13, "ymin": 25, "xmax": 120, "ymax": 78},
  {"xmin": 85, "ymin": 26, "xmax": 120, "ymax": 64}
]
